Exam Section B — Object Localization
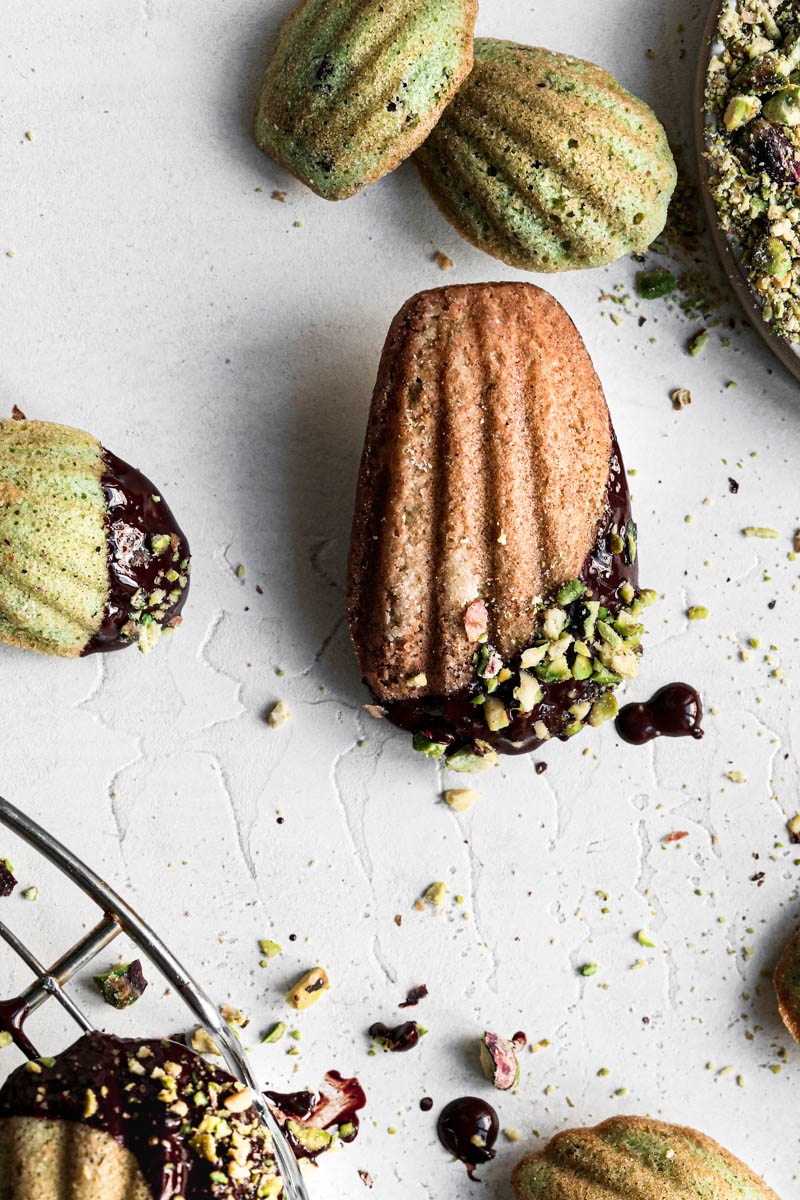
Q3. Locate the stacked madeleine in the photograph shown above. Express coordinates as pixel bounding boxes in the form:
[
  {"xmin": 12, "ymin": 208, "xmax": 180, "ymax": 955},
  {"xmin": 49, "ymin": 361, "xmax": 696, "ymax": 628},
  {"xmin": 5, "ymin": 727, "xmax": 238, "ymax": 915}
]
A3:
[{"xmin": 254, "ymin": 1, "xmax": 676, "ymax": 270}]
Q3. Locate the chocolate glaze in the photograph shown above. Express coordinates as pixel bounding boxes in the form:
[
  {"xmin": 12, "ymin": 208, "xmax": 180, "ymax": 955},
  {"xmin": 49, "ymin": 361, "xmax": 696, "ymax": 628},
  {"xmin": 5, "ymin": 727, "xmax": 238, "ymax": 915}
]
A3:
[
  {"xmin": 0, "ymin": 996, "xmax": 36, "ymax": 1060},
  {"xmin": 420, "ymin": 1097, "xmax": 434, "ymax": 1112},
  {"xmin": 266, "ymin": 1071, "xmax": 366, "ymax": 1161},
  {"xmin": 385, "ymin": 432, "xmax": 639, "ymax": 756},
  {"xmin": 0, "ymin": 858, "xmax": 17, "ymax": 897},
  {"xmin": 83, "ymin": 448, "xmax": 190, "ymax": 654},
  {"xmin": 616, "ymin": 682, "xmax": 703, "ymax": 745},
  {"xmin": 368, "ymin": 1020, "xmax": 420, "ymax": 1051},
  {"xmin": 399, "ymin": 983, "xmax": 428, "ymax": 1008},
  {"xmin": 0, "ymin": 1032, "xmax": 279, "ymax": 1199},
  {"xmin": 437, "ymin": 1096, "xmax": 498, "ymax": 1181}
]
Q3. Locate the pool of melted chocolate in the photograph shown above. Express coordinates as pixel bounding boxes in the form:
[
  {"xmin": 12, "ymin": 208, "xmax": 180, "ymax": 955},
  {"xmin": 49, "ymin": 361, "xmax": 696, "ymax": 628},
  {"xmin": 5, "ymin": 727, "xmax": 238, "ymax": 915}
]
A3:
[
  {"xmin": 0, "ymin": 1032, "xmax": 274, "ymax": 1199},
  {"xmin": 616, "ymin": 682, "xmax": 703, "ymax": 745},
  {"xmin": 266, "ymin": 1071, "xmax": 366, "ymax": 1160},
  {"xmin": 368, "ymin": 1020, "xmax": 420, "ymax": 1051},
  {"xmin": 83, "ymin": 449, "xmax": 190, "ymax": 654},
  {"xmin": 437, "ymin": 1096, "xmax": 499, "ymax": 1180},
  {"xmin": 385, "ymin": 433, "xmax": 638, "ymax": 756}
]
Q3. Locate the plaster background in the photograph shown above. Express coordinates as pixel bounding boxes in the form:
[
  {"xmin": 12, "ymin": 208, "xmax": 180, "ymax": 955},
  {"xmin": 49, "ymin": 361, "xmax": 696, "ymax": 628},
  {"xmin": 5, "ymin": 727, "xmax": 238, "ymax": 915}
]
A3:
[{"xmin": 1, "ymin": 0, "xmax": 799, "ymax": 1194}]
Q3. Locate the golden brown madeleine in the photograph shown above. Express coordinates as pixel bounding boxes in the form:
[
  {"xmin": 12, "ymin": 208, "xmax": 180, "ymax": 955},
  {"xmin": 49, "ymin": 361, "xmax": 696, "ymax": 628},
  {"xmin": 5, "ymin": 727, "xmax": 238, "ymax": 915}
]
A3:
[
  {"xmin": 0, "ymin": 1118, "xmax": 152, "ymax": 1200},
  {"xmin": 347, "ymin": 283, "xmax": 651, "ymax": 769},
  {"xmin": 253, "ymin": 0, "xmax": 477, "ymax": 201},
  {"xmin": 512, "ymin": 1115, "xmax": 781, "ymax": 1200},
  {"xmin": 775, "ymin": 928, "xmax": 800, "ymax": 1042}
]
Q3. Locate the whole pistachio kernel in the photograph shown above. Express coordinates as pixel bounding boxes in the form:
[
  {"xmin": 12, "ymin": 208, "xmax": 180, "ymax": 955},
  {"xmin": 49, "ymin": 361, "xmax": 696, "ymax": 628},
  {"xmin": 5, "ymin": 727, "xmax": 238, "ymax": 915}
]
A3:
[
  {"xmin": 763, "ymin": 84, "xmax": 800, "ymax": 125},
  {"xmin": 723, "ymin": 92, "xmax": 761, "ymax": 130},
  {"xmin": 752, "ymin": 235, "xmax": 792, "ymax": 279}
]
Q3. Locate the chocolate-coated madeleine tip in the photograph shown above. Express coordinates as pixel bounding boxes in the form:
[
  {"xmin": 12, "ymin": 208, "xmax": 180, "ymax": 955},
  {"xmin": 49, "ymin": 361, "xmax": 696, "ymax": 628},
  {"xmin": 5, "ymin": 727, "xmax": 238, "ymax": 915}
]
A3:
[
  {"xmin": 347, "ymin": 283, "xmax": 650, "ymax": 764},
  {"xmin": 0, "ymin": 417, "xmax": 190, "ymax": 659}
]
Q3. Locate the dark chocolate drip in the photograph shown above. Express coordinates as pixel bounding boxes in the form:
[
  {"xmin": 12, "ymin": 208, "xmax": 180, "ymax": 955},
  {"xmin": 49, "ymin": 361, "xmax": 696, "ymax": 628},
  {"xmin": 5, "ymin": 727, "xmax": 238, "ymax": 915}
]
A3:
[
  {"xmin": 266, "ymin": 1071, "xmax": 366, "ymax": 1161},
  {"xmin": 437, "ymin": 1096, "xmax": 498, "ymax": 1180},
  {"xmin": 616, "ymin": 682, "xmax": 703, "ymax": 745},
  {"xmin": 0, "ymin": 1032, "xmax": 277, "ymax": 1199},
  {"xmin": 368, "ymin": 1020, "xmax": 420, "ymax": 1051},
  {"xmin": 83, "ymin": 449, "xmax": 190, "ymax": 654},
  {"xmin": 384, "ymin": 431, "xmax": 639, "ymax": 756},
  {"xmin": 0, "ymin": 996, "xmax": 37, "ymax": 1059}
]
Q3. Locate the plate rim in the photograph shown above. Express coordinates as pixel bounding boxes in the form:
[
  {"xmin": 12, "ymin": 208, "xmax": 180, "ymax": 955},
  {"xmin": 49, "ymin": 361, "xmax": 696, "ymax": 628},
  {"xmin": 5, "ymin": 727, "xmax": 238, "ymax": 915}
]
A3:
[{"xmin": 693, "ymin": 0, "xmax": 800, "ymax": 384}]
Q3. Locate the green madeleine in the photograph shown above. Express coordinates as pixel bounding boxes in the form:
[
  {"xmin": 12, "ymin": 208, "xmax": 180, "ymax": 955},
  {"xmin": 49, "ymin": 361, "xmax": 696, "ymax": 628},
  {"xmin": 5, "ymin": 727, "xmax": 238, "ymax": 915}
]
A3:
[
  {"xmin": 254, "ymin": 0, "xmax": 477, "ymax": 200},
  {"xmin": 512, "ymin": 1116, "xmax": 780, "ymax": 1200},
  {"xmin": 414, "ymin": 40, "xmax": 677, "ymax": 271},
  {"xmin": 0, "ymin": 418, "xmax": 108, "ymax": 657}
]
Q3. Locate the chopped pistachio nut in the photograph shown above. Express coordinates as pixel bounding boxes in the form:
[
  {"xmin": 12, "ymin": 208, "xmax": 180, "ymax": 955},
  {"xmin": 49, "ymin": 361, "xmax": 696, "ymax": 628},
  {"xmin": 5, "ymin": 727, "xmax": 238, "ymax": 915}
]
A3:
[
  {"xmin": 268, "ymin": 700, "xmax": 291, "ymax": 728},
  {"xmin": 190, "ymin": 1028, "xmax": 221, "ymax": 1056},
  {"xmin": 636, "ymin": 930, "xmax": 656, "ymax": 947},
  {"xmin": 671, "ymin": 388, "xmax": 691, "ymax": 410},
  {"xmin": 286, "ymin": 966, "xmax": 329, "ymax": 1010},
  {"xmin": 259, "ymin": 938, "xmax": 282, "ymax": 958},
  {"xmin": 407, "ymin": 672, "xmax": 428, "ymax": 689},
  {"xmin": 262, "ymin": 1021, "xmax": 287, "ymax": 1044},
  {"xmin": 581, "ymin": 963, "xmax": 599, "ymax": 977},
  {"xmin": 0, "ymin": 1032, "xmax": 12, "ymax": 1049},
  {"xmin": 421, "ymin": 881, "xmax": 446, "ymax": 908},
  {"xmin": 21, "ymin": 886, "xmax": 38, "ymax": 901},
  {"xmin": 688, "ymin": 329, "xmax": 709, "ymax": 356},
  {"xmin": 743, "ymin": 526, "xmax": 779, "ymax": 539},
  {"xmin": 726, "ymin": 770, "xmax": 747, "ymax": 783},
  {"xmin": 687, "ymin": 605, "xmax": 709, "ymax": 620},
  {"xmin": 443, "ymin": 787, "xmax": 480, "ymax": 812}
]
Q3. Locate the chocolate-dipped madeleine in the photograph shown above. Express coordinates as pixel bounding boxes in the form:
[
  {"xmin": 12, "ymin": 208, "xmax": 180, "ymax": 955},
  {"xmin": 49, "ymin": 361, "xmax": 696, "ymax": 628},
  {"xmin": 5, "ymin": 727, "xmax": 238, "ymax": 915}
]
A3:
[
  {"xmin": 346, "ymin": 283, "xmax": 654, "ymax": 770},
  {"xmin": 0, "ymin": 414, "xmax": 190, "ymax": 658},
  {"xmin": 0, "ymin": 1032, "xmax": 284, "ymax": 1199}
]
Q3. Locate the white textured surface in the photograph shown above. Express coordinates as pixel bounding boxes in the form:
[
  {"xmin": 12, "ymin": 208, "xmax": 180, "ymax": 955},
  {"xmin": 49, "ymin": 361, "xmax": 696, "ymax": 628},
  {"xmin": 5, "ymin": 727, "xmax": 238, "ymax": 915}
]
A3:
[{"xmin": 2, "ymin": 0, "xmax": 800, "ymax": 1196}]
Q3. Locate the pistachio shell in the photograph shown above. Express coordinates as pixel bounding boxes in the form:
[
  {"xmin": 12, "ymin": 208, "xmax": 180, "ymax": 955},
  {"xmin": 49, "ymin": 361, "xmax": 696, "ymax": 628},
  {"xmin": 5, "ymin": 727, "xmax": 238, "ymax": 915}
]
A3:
[{"xmin": 480, "ymin": 1032, "xmax": 520, "ymax": 1091}]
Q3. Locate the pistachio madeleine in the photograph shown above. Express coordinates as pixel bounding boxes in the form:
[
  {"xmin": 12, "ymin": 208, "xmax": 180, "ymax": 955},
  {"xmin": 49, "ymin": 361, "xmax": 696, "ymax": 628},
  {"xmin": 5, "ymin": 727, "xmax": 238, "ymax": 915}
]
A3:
[
  {"xmin": 346, "ymin": 283, "xmax": 653, "ymax": 769},
  {"xmin": 414, "ymin": 40, "xmax": 677, "ymax": 271},
  {"xmin": 253, "ymin": 0, "xmax": 477, "ymax": 200},
  {"xmin": 512, "ymin": 1115, "xmax": 781, "ymax": 1200},
  {"xmin": 0, "ymin": 415, "xmax": 190, "ymax": 658}
]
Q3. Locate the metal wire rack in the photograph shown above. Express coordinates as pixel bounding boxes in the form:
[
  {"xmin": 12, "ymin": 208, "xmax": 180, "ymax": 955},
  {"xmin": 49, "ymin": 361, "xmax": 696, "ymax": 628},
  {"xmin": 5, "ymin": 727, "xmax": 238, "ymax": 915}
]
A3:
[{"xmin": 0, "ymin": 794, "xmax": 310, "ymax": 1200}]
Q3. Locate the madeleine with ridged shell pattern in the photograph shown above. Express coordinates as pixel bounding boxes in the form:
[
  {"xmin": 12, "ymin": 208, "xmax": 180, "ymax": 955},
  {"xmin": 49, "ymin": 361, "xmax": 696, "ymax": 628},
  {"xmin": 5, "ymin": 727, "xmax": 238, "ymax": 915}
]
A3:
[
  {"xmin": 511, "ymin": 1116, "xmax": 781, "ymax": 1200},
  {"xmin": 774, "ymin": 928, "xmax": 800, "ymax": 1044},
  {"xmin": 413, "ymin": 40, "xmax": 677, "ymax": 271},
  {"xmin": 347, "ymin": 283, "xmax": 650, "ymax": 768},
  {"xmin": 253, "ymin": 0, "xmax": 478, "ymax": 201}
]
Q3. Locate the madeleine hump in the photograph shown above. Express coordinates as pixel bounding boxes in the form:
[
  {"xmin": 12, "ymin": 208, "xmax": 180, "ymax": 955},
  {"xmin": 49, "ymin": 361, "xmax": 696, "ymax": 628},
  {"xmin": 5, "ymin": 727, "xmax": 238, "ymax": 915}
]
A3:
[{"xmin": 346, "ymin": 283, "xmax": 655, "ymax": 771}]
